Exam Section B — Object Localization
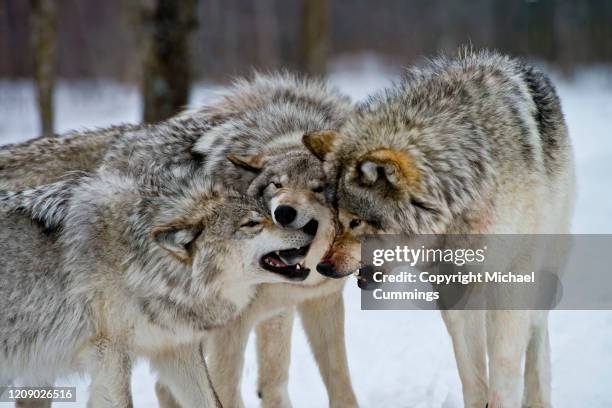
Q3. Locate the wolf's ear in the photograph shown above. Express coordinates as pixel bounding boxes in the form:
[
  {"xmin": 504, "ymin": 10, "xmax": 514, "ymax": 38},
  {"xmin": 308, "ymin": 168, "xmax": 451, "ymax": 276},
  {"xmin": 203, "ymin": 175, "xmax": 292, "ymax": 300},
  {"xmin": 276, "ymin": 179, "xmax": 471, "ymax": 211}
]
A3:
[
  {"xmin": 227, "ymin": 154, "xmax": 265, "ymax": 173},
  {"xmin": 303, "ymin": 130, "xmax": 338, "ymax": 161},
  {"xmin": 151, "ymin": 224, "xmax": 202, "ymax": 263},
  {"xmin": 357, "ymin": 149, "xmax": 420, "ymax": 190}
]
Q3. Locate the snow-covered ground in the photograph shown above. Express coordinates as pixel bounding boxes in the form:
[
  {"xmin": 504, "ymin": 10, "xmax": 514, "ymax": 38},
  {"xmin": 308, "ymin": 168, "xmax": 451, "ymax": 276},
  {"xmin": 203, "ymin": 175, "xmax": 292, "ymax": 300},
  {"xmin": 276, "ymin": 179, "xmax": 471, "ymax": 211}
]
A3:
[{"xmin": 1, "ymin": 60, "xmax": 611, "ymax": 407}]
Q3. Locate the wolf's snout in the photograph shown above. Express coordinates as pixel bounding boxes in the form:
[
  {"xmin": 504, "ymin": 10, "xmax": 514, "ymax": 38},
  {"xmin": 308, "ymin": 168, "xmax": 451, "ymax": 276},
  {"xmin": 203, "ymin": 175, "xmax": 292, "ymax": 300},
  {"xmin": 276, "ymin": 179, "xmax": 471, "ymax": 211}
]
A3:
[
  {"xmin": 302, "ymin": 219, "xmax": 318, "ymax": 236},
  {"xmin": 274, "ymin": 205, "xmax": 297, "ymax": 226}
]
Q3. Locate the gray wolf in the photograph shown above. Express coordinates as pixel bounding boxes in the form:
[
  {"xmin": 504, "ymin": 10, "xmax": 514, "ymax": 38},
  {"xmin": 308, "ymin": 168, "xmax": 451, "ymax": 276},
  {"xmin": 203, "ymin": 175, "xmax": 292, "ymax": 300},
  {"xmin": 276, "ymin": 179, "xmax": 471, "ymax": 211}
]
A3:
[
  {"xmin": 303, "ymin": 50, "xmax": 575, "ymax": 408},
  {"xmin": 0, "ymin": 73, "xmax": 358, "ymax": 407},
  {"xmin": 0, "ymin": 169, "xmax": 314, "ymax": 408}
]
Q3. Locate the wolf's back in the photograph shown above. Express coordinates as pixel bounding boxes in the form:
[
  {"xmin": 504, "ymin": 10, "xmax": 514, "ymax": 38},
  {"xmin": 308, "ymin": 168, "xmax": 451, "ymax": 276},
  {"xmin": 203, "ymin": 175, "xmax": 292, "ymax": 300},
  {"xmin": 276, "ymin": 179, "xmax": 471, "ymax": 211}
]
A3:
[
  {"xmin": 0, "ymin": 125, "xmax": 131, "ymax": 189},
  {"xmin": 517, "ymin": 62, "xmax": 572, "ymax": 175},
  {"xmin": 1, "ymin": 73, "xmax": 350, "ymax": 193}
]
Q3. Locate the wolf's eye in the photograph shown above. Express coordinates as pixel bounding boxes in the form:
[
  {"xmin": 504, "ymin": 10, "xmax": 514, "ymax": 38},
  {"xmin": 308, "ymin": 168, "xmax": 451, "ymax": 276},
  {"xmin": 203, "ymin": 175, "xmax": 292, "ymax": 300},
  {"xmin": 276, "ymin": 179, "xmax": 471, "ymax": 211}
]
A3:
[
  {"xmin": 349, "ymin": 219, "xmax": 362, "ymax": 229},
  {"xmin": 312, "ymin": 186, "xmax": 324, "ymax": 193},
  {"xmin": 241, "ymin": 220, "xmax": 261, "ymax": 228},
  {"xmin": 273, "ymin": 182, "xmax": 283, "ymax": 189}
]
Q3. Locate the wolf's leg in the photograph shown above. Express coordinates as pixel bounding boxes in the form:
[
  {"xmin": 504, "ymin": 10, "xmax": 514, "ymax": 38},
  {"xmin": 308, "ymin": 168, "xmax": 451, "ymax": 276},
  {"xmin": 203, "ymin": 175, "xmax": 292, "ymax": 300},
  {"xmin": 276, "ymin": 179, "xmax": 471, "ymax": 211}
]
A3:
[
  {"xmin": 207, "ymin": 314, "xmax": 253, "ymax": 408},
  {"xmin": 149, "ymin": 342, "xmax": 221, "ymax": 408},
  {"xmin": 86, "ymin": 340, "xmax": 133, "ymax": 408},
  {"xmin": 255, "ymin": 309, "xmax": 295, "ymax": 408},
  {"xmin": 298, "ymin": 291, "xmax": 358, "ymax": 408},
  {"xmin": 523, "ymin": 313, "xmax": 551, "ymax": 408},
  {"xmin": 154, "ymin": 382, "xmax": 182, "ymax": 408},
  {"xmin": 486, "ymin": 310, "xmax": 531, "ymax": 408},
  {"xmin": 441, "ymin": 310, "xmax": 488, "ymax": 408}
]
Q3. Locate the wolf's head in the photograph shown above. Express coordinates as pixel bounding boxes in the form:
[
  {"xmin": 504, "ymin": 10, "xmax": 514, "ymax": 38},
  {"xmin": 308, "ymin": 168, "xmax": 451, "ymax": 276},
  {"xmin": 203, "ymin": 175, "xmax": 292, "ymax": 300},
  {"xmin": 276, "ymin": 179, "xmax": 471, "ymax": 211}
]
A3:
[
  {"xmin": 228, "ymin": 148, "xmax": 327, "ymax": 234},
  {"xmin": 151, "ymin": 186, "xmax": 316, "ymax": 287},
  {"xmin": 227, "ymin": 149, "xmax": 340, "ymax": 281},
  {"xmin": 148, "ymin": 185, "xmax": 317, "ymax": 326},
  {"xmin": 302, "ymin": 124, "xmax": 458, "ymax": 277}
]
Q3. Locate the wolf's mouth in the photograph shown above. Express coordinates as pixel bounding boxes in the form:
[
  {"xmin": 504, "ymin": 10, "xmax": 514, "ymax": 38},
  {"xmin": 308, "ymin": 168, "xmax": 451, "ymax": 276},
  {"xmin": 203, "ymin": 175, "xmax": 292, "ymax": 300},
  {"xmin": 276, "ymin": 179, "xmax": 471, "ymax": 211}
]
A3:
[{"xmin": 260, "ymin": 245, "xmax": 310, "ymax": 281}]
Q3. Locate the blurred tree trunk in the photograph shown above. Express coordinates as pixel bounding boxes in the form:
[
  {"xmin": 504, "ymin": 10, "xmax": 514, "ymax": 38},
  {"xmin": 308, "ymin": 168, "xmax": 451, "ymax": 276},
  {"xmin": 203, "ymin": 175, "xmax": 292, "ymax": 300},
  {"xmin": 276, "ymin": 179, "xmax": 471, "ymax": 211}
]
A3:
[
  {"xmin": 254, "ymin": 0, "xmax": 280, "ymax": 69},
  {"xmin": 141, "ymin": 0, "xmax": 198, "ymax": 123},
  {"xmin": 300, "ymin": 0, "xmax": 329, "ymax": 77},
  {"xmin": 30, "ymin": 0, "xmax": 56, "ymax": 137},
  {"xmin": 527, "ymin": 0, "xmax": 557, "ymax": 62}
]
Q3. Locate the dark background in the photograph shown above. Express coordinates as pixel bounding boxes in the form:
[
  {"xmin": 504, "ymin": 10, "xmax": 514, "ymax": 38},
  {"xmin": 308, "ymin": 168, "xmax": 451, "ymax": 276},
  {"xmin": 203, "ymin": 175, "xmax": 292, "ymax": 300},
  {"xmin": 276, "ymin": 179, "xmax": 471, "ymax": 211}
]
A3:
[
  {"xmin": 2, "ymin": 0, "xmax": 611, "ymax": 136},
  {"xmin": 2, "ymin": 0, "xmax": 611, "ymax": 82}
]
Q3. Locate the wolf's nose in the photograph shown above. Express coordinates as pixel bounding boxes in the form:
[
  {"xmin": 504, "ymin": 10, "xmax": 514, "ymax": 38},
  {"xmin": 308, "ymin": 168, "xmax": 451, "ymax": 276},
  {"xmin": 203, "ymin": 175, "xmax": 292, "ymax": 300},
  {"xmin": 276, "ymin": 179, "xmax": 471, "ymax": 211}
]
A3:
[
  {"xmin": 302, "ymin": 219, "xmax": 318, "ymax": 236},
  {"xmin": 316, "ymin": 261, "xmax": 337, "ymax": 277},
  {"xmin": 274, "ymin": 205, "xmax": 297, "ymax": 226}
]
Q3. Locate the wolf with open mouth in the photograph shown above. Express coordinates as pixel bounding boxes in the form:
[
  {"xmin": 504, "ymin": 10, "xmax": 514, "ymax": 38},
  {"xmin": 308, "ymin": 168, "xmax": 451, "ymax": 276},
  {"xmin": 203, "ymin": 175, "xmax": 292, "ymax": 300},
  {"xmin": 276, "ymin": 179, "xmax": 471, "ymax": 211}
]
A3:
[
  {"xmin": 0, "ymin": 73, "xmax": 359, "ymax": 408},
  {"xmin": 0, "ymin": 167, "xmax": 320, "ymax": 408}
]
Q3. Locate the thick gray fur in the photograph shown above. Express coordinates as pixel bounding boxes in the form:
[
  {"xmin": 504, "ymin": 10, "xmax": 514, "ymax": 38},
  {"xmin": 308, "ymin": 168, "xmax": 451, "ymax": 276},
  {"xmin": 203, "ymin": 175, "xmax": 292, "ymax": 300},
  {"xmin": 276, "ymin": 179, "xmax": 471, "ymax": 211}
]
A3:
[
  {"xmin": 310, "ymin": 49, "xmax": 575, "ymax": 408},
  {"xmin": 0, "ymin": 127, "xmax": 129, "ymax": 190},
  {"xmin": 0, "ymin": 72, "xmax": 357, "ymax": 407},
  {"xmin": 325, "ymin": 50, "xmax": 573, "ymax": 235}
]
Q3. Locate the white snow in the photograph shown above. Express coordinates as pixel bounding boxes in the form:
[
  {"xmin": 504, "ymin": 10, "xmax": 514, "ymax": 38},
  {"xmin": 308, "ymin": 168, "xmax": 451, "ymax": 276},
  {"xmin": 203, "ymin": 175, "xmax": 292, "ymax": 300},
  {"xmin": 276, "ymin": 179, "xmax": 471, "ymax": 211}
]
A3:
[{"xmin": 1, "ymin": 60, "xmax": 611, "ymax": 407}]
